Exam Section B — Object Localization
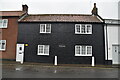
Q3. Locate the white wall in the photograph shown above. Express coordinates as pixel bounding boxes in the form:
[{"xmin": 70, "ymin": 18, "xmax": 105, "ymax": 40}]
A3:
[{"xmin": 107, "ymin": 25, "xmax": 119, "ymax": 60}]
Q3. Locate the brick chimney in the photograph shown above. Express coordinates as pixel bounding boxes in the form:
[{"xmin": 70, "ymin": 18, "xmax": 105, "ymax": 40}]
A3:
[
  {"xmin": 22, "ymin": 4, "xmax": 28, "ymax": 13},
  {"xmin": 91, "ymin": 3, "xmax": 98, "ymax": 15}
]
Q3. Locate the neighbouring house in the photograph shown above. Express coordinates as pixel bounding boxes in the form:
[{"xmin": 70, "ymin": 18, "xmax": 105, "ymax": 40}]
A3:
[
  {"xmin": 104, "ymin": 19, "xmax": 120, "ymax": 64},
  {"xmin": 16, "ymin": 3, "xmax": 109, "ymax": 65},
  {"xmin": 0, "ymin": 5, "xmax": 28, "ymax": 60}
]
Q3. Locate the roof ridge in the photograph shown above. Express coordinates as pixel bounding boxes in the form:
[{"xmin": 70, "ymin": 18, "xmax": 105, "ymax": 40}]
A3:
[
  {"xmin": 28, "ymin": 14, "xmax": 92, "ymax": 16},
  {"xmin": 0, "ymin": 10, "xmax": 23, "ymax": 12}
]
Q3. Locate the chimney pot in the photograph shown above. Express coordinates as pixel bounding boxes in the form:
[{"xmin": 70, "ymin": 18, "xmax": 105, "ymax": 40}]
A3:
[{"xmin": 22, "ymin": 4, "xmax": 28, "ymax": 13}]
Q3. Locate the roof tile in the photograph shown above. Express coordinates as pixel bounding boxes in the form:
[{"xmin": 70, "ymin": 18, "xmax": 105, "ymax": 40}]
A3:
[
  {"xmin": 20, "ymin": 14, "xmax": 103, "ymax": 23},
  {"xmin": 0, "ymin": 11, "xmax": 25, "ymax": 17}
]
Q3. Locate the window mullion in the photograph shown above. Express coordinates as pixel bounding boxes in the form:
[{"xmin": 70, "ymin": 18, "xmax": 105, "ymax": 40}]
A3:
[
  {"xmin": 50, "ymin": 24, "xmax": 51, "ymax": 33},
  {"xmin": 86, "ymin": 46, "xmax": 87, "ymax": 56},
  {"xmin": 48, "ymin": 45, "xmax": 49, "ymax": 54},
  {"xmin": 43, "ymin": 45, "xmax": 44, "ymax": 55},
  {"xmin": 0, "ymin": 40, "xmax": 1, "ymax": 49},
  {"xmin": 85, "ymin": 25, "xmax": 87, "ymax": 34},
  {"xmin": 80, "ymin": 25, "xmax": 81, "ymax": 34},
  {"xmin": 80, "ymin": 46, "xmax": 81, "ymax": 55},
  {"xmin": 45, "ymin": 24, "xmax": 46, "ymax": 33},
  {"xmin": 91, "ymin": 46, "xmax": 92, "ymax": 55},
  {"xmin": 38, "ymin": 45, "xmax": 40, "ymax": 54},
  {"xmin": 4, "ymin": 40, "xmax": 6, "ymax": 50},
  {"xmin": 91, "ymin": 25, "xmax": 92, "ymax": 34}
]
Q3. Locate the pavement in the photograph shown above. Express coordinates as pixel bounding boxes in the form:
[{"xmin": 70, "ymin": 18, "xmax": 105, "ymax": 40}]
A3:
[
  {"xmin": 1, "ymin": 61, "xmax": 120, "ymax": 78},
  {"xmin": 1, "ymin": 60, "xmax": 120, "ymax": 68}
]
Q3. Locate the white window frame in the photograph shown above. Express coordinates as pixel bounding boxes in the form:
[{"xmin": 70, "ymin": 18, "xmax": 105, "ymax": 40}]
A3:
[
  {"xmin": 37, "ymin": 45, "xmax": 49, "ymax": 56},
  {"xmin": 0, "ymin": 19, "xmax": 8, "ymax": 28},
  {"xmin": 0, "ymin": 40, "xmax": 6, "ymax": 51},
  {"xmin": 40, "ymin": 24, "xmax": 51, "ymax": 33},
  {"xmin": 75, "ymin": 45, "xmax": 92, "ymax": 56},
  {"xmin": 75, "ymin": 24, "xmax": 92, "ymax": 34}
]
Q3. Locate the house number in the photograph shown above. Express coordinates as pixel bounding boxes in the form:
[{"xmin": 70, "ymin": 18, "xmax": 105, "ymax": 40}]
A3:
[{"xmin": 59, "ymin": 45, "xmax": 66, "ymax": 47}]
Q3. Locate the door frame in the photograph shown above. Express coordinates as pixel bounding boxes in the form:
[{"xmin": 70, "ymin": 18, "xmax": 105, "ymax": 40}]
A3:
[
  {"xmin": 16, "ymin": 44, "xmax": 24, "ymax": 64},
  {"xmin": 112, "ymin": 44, "xmax": 120, "ymax": 64}
]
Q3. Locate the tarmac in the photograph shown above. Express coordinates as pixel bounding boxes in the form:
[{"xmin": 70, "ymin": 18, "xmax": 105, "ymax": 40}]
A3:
[{"xmin": 1, "ymin": 60, "xmax": 120, "ymax": 79}]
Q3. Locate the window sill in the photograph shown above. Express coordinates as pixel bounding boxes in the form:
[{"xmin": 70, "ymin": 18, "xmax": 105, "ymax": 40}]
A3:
[
  {"xmin": 37, "ymin": 54, "xmax": 49, "ymax": 56},
  {"xmin": 75, "ymin": 33, "xmax": 92, "ymax": 35},
  {"xmin": 75, "ymin": 55, "xmax": 92, "ymax": 56},
  {"xmin": 0, "ymin": 50, "xmax": 6, "ymax": 51},
  {"xmin": 40, "ymin": 32, "xmax": 51, "ymax": 34},
  {"xmin": 0, "ymin": 27, "xmax": 8, "ymax": 29}
]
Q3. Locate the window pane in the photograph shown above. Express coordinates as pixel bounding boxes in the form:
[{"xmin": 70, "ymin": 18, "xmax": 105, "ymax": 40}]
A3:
[
  {"xmin": 76, "ymin": 25, "xmax": 80, "ymax": 33},
  {"xmin": 81, "ymin": 46, "xmax": 86, "ymax": 55},
  {"xmin": 0, "ymin": 40, "xmax": 6, "ymax": 50},
  {"xmin": 86, "ymin": 25, "xmax": 91, "ymax": 33},
  {"xmin": 39, "ymin": 45, "xmax": 43, "ymax": 53},
  {"xmin": 44, "ymin": 45, "xmax": 49, "ymax": 54},
  {"xmin": 3, "ymin": 19, "xmax": 8, "ymax": 28},
  {"xmin": 46, "ymin": 24, "xmax": 51, "ymax": 33},
  {"xmin": 81, "ymin": 25, "xmax": 86, "ymax": 33},
  {"xmin": 75, "ymin": 46, "xmax": 80, "ymax": 54},
  {"xmin": 87, "ymin": 46, "xmax": 92, "ymax": 54},
  {"xmin": 0, "ymin": 40, "xmax": 2, "ymax": 49},
  {"xmin": 0, "ymin": 20, "xmax": 2, "ymax": 28},
  {"xmin": 40, "ymin": 24, "xmax": 45, "ymax": 32}
]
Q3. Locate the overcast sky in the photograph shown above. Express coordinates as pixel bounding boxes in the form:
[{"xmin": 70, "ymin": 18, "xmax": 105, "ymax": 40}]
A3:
[{"xmin": 0, "ymin": 0, "xmax": 120, "ymax": 19}]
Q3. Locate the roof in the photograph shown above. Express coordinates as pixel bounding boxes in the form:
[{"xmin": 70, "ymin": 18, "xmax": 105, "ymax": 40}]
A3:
[
  {"xmin": 0, "ymin": 11, "xmax": 25, "ymax": 17},
  {"xmin": 19, "ymin": 14, "xmax": 103, "ymax": 23}
]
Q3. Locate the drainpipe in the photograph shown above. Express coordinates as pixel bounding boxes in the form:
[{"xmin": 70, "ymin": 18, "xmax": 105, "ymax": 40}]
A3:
[
  {"xmin": 106, "ymin": 24, "xmax": 109, "ymax": 61},
  {"xmin": 104, "ymin": 24, "xmax": 109, "ymax": 61}
]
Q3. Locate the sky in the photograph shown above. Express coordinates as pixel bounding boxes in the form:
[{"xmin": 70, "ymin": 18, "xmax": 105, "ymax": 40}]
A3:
[{"xmin": 0, "ymin": 0, "xmax": 120, "ymax": 19}]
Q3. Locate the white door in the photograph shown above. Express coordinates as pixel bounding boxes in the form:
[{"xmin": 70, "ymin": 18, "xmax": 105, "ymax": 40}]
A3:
[
  {"xmin": 16, "ymin": 44, "xmax": 24, "ymax": 64},
  {"xmin": 112, "ymin": 45, "xmax": 120, "ymax": 64}
]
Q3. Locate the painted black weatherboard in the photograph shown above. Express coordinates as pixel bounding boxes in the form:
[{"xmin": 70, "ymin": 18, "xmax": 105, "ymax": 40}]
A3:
[{"xmin": 17, "ymin": 22, "xmax": 105, "ymax": 65}]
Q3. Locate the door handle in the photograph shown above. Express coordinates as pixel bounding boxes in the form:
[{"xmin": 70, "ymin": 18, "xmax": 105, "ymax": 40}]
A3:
[{"xmin": 19, "ymin": 52, "xmax": 23, "ymax": 54}]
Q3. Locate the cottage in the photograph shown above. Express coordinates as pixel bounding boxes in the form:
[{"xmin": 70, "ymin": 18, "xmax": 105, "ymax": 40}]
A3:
[
  {"xmin": 16, "ymin": 3, "xmax": 108, "ymax": 65},
  {"xmin": 104, "ymin": 19, "xmax": 120, "ymax": 64},
  {"xmin": 0, "ymin": 5, "xmax": 28, "ymax": 60}
]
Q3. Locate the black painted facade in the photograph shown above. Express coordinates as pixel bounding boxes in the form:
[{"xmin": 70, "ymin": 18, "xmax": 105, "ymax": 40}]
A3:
[{"xmin": 17, "ymin": 22, "xmax": 106, "ymax": 65}]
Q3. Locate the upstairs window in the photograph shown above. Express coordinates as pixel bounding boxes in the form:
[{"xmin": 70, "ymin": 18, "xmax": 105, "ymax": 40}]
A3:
[
  {"xmin": 75, "ymin": 45, "xmax": 92, "ymax": 56},
  {"xmin": 0, "ymin": 40, "xmax": 6, "ymax": 51},
  {"xmin": 75, "ymin": 24, "xmax": 92, "ymax": 34},
  {"xmin": 0, "ymin": 19, "xmax": 8, "ymax": 28},
  {"xmin": 37, "ymin": 45, "xmax": 49, "ymax": 55},
  {"xmin": 40, "ymin": 24, "xmax": 51, "ymax": 33}
]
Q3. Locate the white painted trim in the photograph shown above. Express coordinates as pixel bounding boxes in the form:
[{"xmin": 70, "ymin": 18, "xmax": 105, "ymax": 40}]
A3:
[
  {"xmin": 0, "ymin": 19, "xmax": 8, "ymax": 28},
  {"xmin": 75, "ymin": 54, "xmax": 92, "ymax": 56},
  {"xmin": 54, "ymin": 56, "xmax": 57, "ymax": 66},
  {"xmin": 104, "ymin": 25, "xmax": 108, "ymax": 60},
  {"xmin": 16, "ymin": 44, "xmax": 24, "ymax": 64},
  {"xmin": 75, "ymin": 45, "xmax": 92, "ymax": 56},
  {"xmin": 97, "ymin": 16, "xmax": 104, "ymax": 22},
  {"xmin": 75, "ymin": 24, "xmax": 92, "ymax": 34},
  {"xmin": 40, "ymin": 24, "xmax": 51, "ymax": 33},
  {"xmin": 92, "ymin": 56, "xmax": 95, "ymax": 66},
  {"xmin": 37, "ymin": 45, "xmax": 49, "ymax": 56}
]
